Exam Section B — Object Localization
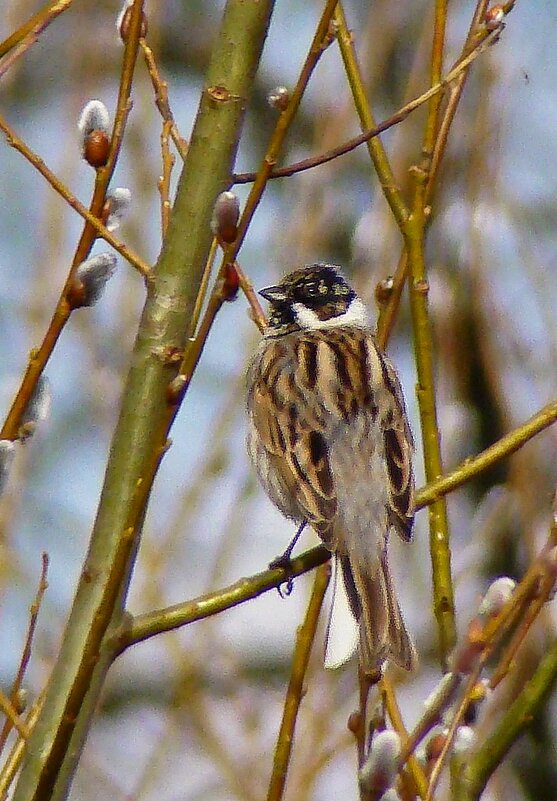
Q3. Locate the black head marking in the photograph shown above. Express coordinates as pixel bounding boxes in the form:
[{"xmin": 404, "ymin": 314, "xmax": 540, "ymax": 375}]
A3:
[{"xmin": 260, "ymin": 264, "xmax": 358, "ymax": 334}]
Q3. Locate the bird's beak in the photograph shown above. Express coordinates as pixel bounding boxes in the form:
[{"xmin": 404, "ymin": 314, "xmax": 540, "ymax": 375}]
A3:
[{"xmin": 259, "ymin": 285, "xmax": 287, "ymax": 303}]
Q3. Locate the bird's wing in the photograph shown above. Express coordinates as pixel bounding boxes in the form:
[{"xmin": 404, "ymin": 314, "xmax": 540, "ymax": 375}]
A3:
[
  {"xmin": 247, "ymin": 329, "xmax": 414, "ymax": 541},
  {"xmin": 247, "ymin": 335, "xmax": 337, "ymax": 528},
  {"xmin": 377, "ymin": 352, "xmax": 415, "ymax": 542}
]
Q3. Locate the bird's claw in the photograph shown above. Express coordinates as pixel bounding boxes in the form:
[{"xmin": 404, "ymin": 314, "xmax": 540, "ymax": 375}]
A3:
[
  {"xmin": 277, "ymin": 576, "xmax": 294, "ymax": 598},
  {"xmin": 269, "ymin": 553, "xmax": 295, "ymax": 598}
]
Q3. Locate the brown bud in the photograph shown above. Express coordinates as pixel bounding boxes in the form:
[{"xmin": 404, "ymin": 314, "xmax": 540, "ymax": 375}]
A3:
[
  {"xmin": 222, "ymin": 263, "xmax": 240, "ymax": 301},
  {"xmin": 375, "ymin": 276, "xmax": 394, "ymax": 304},
  {"xmin": 78, "ymin": 100, "xmax": 111, "ymax": 168},
  {"xmin": 347, "ymin": 710, "xmax": 362, "ymax": 737},
  {"xmin": 118, "ymin": 4, "xmax": 148, "ymax": 42},
  {"xmin": 211, "ymin": 191, "xmax": 240, "ymax": 243},
  {"xmin": 267, "ymin": 86, "xmax": 289, "ymax": 111},
  {"xmin": 66, "ymin": 277, "xmax": 88, "ymax": 309},
  {"xmin": 485, "ymin": 5, "xmax": 505, "ymax": 30},
  {"xmin": 83, "ymin": 129, "xmax": 110, "ymax": 168},
  {"xmin": 451, "ymin": 616, "xmax": 486, "ymax": 674},
  {"xmin": 167, "ymin": 374, "xmax": 187, "ymax": 405},
  {"xmin": 14, "ymin": 688, "xmax": 28, "ymax": 714},
  {"xmin": 425, "ymin": 732, "xmax": 446, "ymax": 763}
]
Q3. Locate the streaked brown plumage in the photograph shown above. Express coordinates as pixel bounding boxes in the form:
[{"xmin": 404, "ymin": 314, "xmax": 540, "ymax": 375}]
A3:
[{"xmin": 246, "ymin": 264, "xmax": 416, "ymax": 672}]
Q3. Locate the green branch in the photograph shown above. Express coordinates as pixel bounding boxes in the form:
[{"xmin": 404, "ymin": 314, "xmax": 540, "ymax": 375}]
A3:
[
  {"xmin": 120, "ymin": 546, "xmax": 330, "ymax": 650},
  {"xmin": 453, "ymin": 640, "xmax": 557, "ymax": 801},
  {"xmin": 266, "ymin": 564, "xmax": 330, "ymax": 801},
  {"xmin": 12, "ymin": 2, "xmax": 274, "ymax": 800}
]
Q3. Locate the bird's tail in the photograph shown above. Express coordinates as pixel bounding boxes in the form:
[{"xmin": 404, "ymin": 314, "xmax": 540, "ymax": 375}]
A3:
[{"xmin": 339, "ymin": 551, "xmax": 416, "ymax": 673}]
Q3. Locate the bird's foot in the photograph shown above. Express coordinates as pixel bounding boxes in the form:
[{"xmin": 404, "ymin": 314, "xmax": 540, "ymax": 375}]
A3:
[{"xmin": 269, "ymin": 521, "xmax": 307, "ymax": 597}]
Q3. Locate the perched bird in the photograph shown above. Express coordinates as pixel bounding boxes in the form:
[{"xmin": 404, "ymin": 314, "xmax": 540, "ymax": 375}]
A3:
[{"xmin": 246, "ymin": 263, "xmax": 416, "ymax": 673}]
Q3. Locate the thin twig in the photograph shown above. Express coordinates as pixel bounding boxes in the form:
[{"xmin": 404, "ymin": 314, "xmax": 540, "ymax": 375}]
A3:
[
  {"xmin": 399, "ymin": 672, "xmax": 462, "ymax": 767},
  {"xmin": 0, "ymin": 554, "xmax": 49, "ymax": 753},
  {"xmin": 0, "ymin": 115, "xmax": 149, "ymax": 276},
  {"xmin": 0, "ymin": 692, "xmax": 30, "ymax": 740},
  {"xmin": 0, "ymin": 693, "xmax": 46, "ymax": 801},
  {"xmin": 0, "ymin": 0, "xmax": 74, "ymax": 62},
  {"xmin": 334, "ymin": 2, "xmax": 409, "ymax": 230},
  {"xmin": 454, "ymin": 640, "xmax": 557, "ymax": 801},
  {"xmin": 266, "ymin": 564, "xmax": 330, "ymax": 801},
  {"xmin": 227, "ymin": 0, "xmax": 340, "ymax": 258},
  {"xmin": 425, "ymin": 664, "xmax": 483, "ymax": 801},
  {"xmin": 158, "ymin": 119, "xmax": 176, "ymax": 237},
  {"xmin": 233, "ymin": 25, "xmax": 504, "ymax": 186},
  {"xmin": 140, "ymin": 37, "xmax": 188, "ymax": 160},
  {"xmin": 0, "ymin": 0, "xmax": 149, "ymax": 444}
]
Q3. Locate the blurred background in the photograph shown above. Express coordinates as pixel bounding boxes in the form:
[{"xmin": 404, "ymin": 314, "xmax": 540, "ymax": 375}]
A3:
[{"xmin": 1, "ymin": 1, "xmax": 556, "ymax": 799}]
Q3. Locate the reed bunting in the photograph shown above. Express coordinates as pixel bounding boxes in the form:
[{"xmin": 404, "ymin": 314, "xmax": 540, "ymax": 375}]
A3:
[{"xmin": 246, "ymin": 264, "xmax": 416, "ymax": 673}]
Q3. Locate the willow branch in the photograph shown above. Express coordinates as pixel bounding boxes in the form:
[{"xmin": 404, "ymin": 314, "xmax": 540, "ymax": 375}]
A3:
[
  {"xmin": 0, "ymin": 554, "xmax": 49, "ymax": 753},
  {"xmin": 0, "ymin": 0, "xmax": 74, "ymax": 62},
  {"xmin": 0, "ymin": 0, "xmax": 149, "ymax": 444},
  {"xmin": 120, "ymin": 545, "xmax": 330, "ymax": 650},
  {"xmin": 454, "ymin": 640, "xmax": 557, "ymax": 801},
  {"xmin": 12, "ymin": 3, "xmax": 275, "ymax": 799},
  {"xmin": 233, "ymin": 25, "xmax": 504, "ymax": 185},
  {"xmin": 334, "ymin": 3, "xmax": 409, "ymax": 229},
  {"xmin": 266, "ymin": 564, "xmax": 330, "ymax": 801},
  {"xmin": 0, "ymin": 115, "xmax": 149, "ymax": 276}
]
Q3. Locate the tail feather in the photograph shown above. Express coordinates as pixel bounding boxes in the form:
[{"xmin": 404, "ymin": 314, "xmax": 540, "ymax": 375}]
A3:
[
  {"xmin": 324, "ymin": 557, "xmax": 359, "ymax": 669},
  {"xmin": 340, "ymin": 552, "xmax": 416, "ymax": 673}
]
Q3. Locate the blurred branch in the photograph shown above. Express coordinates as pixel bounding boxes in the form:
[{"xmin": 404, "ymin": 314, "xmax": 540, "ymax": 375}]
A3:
[
  {"xmin": 12, "ymin": 2, "xmax": 275, "ymax": 800},
  {"xmin": 454, "ymin": 640, "xmax": 557, "ymax": 801},
  {"xmin": 0, "ymin": 554, "xmax": 49, "ymax": 754},
  {"xmin": 266, "ymin": 564, "xmax": 330, "ymax": 801},
  {"xmin": 0, "ymin": 0, "xmax": 74, "ymax": 63}
]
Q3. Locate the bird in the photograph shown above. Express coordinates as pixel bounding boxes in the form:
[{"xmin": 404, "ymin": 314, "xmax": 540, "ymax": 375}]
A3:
[{"xmin": 246, "ymin": 263, "xmax": 416, "ymax": 673}]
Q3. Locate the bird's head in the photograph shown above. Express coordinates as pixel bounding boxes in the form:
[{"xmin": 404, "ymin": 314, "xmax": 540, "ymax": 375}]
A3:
[{"xmin": 260, "ymin": 264, "xmax": 368, "ymax": 337}]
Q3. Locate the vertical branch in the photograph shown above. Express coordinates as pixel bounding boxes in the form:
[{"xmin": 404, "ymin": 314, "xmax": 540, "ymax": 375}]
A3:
[
  {"xmin": 405, "ymin": 0, "xmax": 455, "ymax": 667},
  {"xmin": 267, "ymin": 564, "xmax": 330, "ymax": 801},
  {"xmin": 334, "ymin": 3, "xmax": 409, "ymax": 231},
  {"xmin": 12, "ymin": 2, "xmax": 275, "ymax": 800},
  {"xmin": 406, "ymin": 176, "xmax": 455, "ymax": 666}
]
